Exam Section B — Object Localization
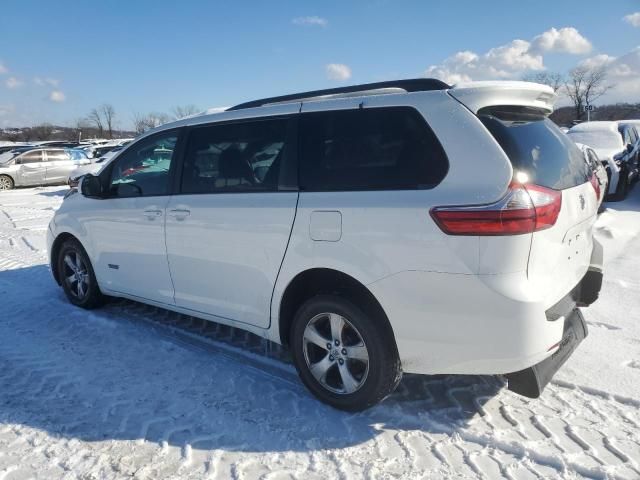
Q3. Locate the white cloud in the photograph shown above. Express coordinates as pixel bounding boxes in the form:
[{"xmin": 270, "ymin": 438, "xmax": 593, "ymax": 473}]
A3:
[
  {"xmin": 424, "ymin": 26, "xmax": 592, "ymax": 84},
  {"xmin": 0, "ymin": 104, "xmax": 15, "ymax": 117},
  {"xmin": 530, "ymin": 27, "xmax": 592, "ymax": 54},
  {"xmin": 5, "ymin": 77, "xmax": 23, "ymax": 89},
  {"xmin": 34, "ymin": 77, "xmax": 59, "ymax": 87},
  {"xmin": 292, "ymin": 16, "xmax": 328, "ymax": 27},
  {"xmin": 0, "ymin": 62, "xmax": 7, "ymax": 75},
  {"xmin": 326, "ymin": 63, "xmax": 352, "ymax": 81},
  {"xmin": 577, "ymin": 47, "xmax": 640, "ymax": 102},
  {"xmin": 49, "ymin": 90, "xmax": 66, "ymax": 102},
  {"xmin": 623, "ymin": 12, "xmax": 640, "ymax": 27}
]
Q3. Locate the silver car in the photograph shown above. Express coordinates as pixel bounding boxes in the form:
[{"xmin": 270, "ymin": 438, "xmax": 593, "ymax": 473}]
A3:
[{"xmin": 0, "ymin": 148, "xmax": 90, "ymax": 190}]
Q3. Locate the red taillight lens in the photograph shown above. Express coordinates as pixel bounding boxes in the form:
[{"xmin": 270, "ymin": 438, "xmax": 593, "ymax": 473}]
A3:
[
  {"xmin": 590, "ymin": 173, "xmax": 600, "ymax": 200},
  {"xmin": 430, "ymin": 183, "xmax": 562, "ymax": 236}
]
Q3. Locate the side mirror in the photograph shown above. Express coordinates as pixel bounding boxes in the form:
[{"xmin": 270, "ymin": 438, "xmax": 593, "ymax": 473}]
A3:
[{"xmin": 80, "ymin": 174, "xmax": 103, "ymax": 198}]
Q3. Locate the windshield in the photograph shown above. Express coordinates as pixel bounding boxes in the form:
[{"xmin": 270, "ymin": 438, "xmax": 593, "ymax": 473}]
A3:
[
  {"xmin": 566, "ymin": 130, "xmax": 623, "ymax": 151},
  {"xmin": 480, "ymin": 115, "xmax": 590, "ymax": 190},
  {"xmin": 0, "ymin": 151, "xmax": 19, "ymax": 164}
]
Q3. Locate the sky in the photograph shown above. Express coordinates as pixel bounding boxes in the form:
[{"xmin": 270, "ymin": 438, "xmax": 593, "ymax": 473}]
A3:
[{"xmin": 0, "ymin": 0, "xmax": 639, "ymax": 129}]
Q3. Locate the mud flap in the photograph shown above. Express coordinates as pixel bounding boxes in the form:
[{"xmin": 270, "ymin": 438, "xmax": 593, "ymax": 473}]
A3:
[{"xmin": 505, "ymin": 308, "xmax": 588, "ymax": 398}]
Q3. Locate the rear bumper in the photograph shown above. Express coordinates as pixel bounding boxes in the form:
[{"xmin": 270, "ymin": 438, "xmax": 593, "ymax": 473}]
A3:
[
  {"xmin": 368, "ymin": 239, "xmax": 603, "ymax": 376},
  {"xmin": 505, "ymin": 308, "xmax": 588, "ymax": 397}
]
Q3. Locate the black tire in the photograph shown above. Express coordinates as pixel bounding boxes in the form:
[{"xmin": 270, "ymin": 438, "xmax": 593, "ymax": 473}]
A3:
[
  {"xmin": 0, "ymin": 175, "xmax": 14, "ymax": 191},
  {"xmin": 57, "ymin": 238, "xmax": 103, "ymax": 309},
  {"xmin": 611, "ymin": 168, "xmax": 629, "ymax": 201},
  {"xmin": 290, "ymin": 295, "xmax": 402, "ymax": 411}
]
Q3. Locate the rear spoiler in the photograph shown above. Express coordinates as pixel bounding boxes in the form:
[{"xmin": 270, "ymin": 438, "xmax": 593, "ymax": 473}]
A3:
[{"xmin": 448, "ymin": 81, "xmax": 556, "ymax": 116}]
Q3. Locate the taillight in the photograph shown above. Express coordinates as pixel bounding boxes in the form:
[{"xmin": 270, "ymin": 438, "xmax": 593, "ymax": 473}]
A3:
[
  {"xmin": 590, "ymin": 173, "xmax": 600, "ymax": 200},
  {"xmin": 430, "ymin": 182, "xmax": 562, "ymax": 236}
]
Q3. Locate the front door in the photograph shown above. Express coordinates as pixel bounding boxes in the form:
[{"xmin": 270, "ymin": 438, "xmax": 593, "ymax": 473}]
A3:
[
  {"xmin": 84, "ymin": 130, "xmax": 181, "ymax": 304},
  {"xmin": 165, "ymin": 115, "xmax": 299, "ymax": 328},
  {"xmin": 16, "ymin": 150, "xmax": 45, "ymax": 185}
]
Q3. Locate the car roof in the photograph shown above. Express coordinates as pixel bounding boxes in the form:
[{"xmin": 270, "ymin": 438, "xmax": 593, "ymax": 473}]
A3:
[
  {"xmin": 568, "ymin": 121, "xmax": 621, "ymax": 133},
  {"xmin": 137, "ymin": 78, "xmax": 556, "ymax": 143}
]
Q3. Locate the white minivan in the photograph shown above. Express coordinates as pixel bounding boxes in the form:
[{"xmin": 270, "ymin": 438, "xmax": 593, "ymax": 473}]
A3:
[{"xmin": 48, "ymin": 79, "xmax": 603, "ymax": 410}]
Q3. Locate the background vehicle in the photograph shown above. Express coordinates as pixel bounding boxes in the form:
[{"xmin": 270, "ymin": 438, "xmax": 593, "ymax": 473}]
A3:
[
  {"xmin": 68, "ymin": 147, "xmax": 123, "ymax": 187},
  {"xmin": 0, "ymin": 147, "xmax": 90, "ymax": 190},
  {"xmin": 48, "ymin": 79, "xmax": 602, "ymax": 410},
  {"xmin": 567, "ymin": 121, "xmax": 637, "ymax": 200},
  {"xmin": 576, "ymin": 143, "xmax": 608, "ymax": 212}
]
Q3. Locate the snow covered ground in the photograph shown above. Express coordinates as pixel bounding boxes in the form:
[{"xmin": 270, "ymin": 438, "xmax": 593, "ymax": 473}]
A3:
[{"xmin": 1, "ymin": 186, "xmax": 639, "ymax": 480}]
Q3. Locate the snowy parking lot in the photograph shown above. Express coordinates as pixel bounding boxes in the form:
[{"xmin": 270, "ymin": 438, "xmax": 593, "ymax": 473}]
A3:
[{"xmin": 1, "ymin": 186, "xmax": 640, "ymax": 479}]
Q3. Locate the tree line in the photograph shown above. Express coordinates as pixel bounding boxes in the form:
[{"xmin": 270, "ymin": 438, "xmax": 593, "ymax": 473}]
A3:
[{"xmin": 0, "ymin": 104, "xmax": 202, "ymax": 142}]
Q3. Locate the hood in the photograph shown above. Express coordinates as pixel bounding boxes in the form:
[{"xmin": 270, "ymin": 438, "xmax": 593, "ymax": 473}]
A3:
[{"xmin": 591, "ymin": 148, "xmax": 621, "ymax": 160}]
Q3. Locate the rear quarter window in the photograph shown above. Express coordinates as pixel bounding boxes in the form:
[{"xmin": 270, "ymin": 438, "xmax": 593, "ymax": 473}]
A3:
[
  {"xmin": 480, "ymin": 114, "xmax": 590, "ymax": 190},
  {"xmin": 299, "ymin": 107, "xmax": 448, "ymax": 191}
]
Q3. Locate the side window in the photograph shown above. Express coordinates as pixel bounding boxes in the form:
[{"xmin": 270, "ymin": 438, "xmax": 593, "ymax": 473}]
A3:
[
  {"xmin": 45, "ymin": 149, "xmax": 71, "ymax": 162},
  {"xmin": 109, "ymin": 132, "xmax": 178, "ymax": 197},
  {"xmin": 181, "ymin": 118, "xmax": 287, "ymax": 194},
  {"xmin": 299, "ymin": 107, "xmax": 448, "ymax": 191},
  {"xmin": 19, "ymin": 150, "xmax": 43, "ymax": 164}
]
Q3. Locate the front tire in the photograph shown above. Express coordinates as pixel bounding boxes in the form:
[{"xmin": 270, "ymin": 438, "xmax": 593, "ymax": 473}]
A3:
[
  {"xmin": 0, "ymin": 175, "xmax": 14, "ymax": 191},
  {"xmin": 57, "ymin": 238, "xmax": 103, "ymax": 309},
  {"xmin": 290, "ymin": 295, "xmax": 402, "ymax": 411}
]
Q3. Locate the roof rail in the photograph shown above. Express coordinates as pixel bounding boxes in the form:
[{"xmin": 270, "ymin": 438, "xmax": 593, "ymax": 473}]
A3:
[{"xmin": 226, "ymin": 78, "xmax": 451, "ymax": 111}]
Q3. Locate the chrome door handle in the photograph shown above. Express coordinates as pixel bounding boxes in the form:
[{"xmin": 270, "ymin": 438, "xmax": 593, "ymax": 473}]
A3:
[
  {"xmin": 168, "ymin": 208, "xmax": 191, "ymax": 220},
  {"xmin": 143, "ymin": 209, "xmax": 163, "ymax": 219}
]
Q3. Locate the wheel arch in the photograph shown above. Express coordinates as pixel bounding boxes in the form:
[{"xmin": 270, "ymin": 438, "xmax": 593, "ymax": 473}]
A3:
[
  {"xmin": 277, "ymin": 268, "xmax": 397, "ymax": 352},
  {"xmin": 50, "ymin": 232, "xmax": 81, "ymax": 285}
]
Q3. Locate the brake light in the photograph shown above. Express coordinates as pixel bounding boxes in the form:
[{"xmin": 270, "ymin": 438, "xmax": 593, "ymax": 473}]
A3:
[
  {"xmin": 430, "ymin": 182, "xmax": 562, "ymax": 236},
  {"xmin": 590, "ymin": 173, "xmax": 600, "ymax": 200}
]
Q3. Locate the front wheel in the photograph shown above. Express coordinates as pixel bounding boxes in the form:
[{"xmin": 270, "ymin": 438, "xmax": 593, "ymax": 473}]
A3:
[
  {"xmin": 0, "ymin": 175, "xmax": 14, "ymax": 191},
  {"xmin": 290, "ymin": 295, "xmax": 402, "ymax": 411},
  {"xmin": 57, "ymin": 238, "xmax": 103, "ymax": 308}
]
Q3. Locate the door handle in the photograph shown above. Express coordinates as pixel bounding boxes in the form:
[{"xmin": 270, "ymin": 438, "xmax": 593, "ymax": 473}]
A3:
[
  {"xmin": 143, "ymin": 209, "xmax": 163, "ymax": 219},
  {"xmin": 168, "ymin": 208, "xmax": 191, "ymax": 220}
]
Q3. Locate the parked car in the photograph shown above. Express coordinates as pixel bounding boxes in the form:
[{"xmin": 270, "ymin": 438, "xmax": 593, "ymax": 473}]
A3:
[
  {"xmin": 0, "ymin": 147, "xmax": 90, "ymax": 190},
  {"xmin": 576, "ymin": 143, "xmax": 608, "ymax": 212},
  {"xmin": 48, "ymin": 79, "xmax": 603, "ymax": 410},
  {"xmin": 68, "ymin": 147, "xmax": 124, "ymax": 187},
  {"xmin": 567, "ymin": 121, "xmax": 637, "ymax": 200}
]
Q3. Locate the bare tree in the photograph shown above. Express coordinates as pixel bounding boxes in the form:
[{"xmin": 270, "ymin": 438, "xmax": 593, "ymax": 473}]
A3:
[
  {"xmin": 101, "ymin": 104, "xmax": 116, "ymax": 139},
  {"xmin": 522, "ymin": 72, "xmax": 564, "ymax": 93},
  {"xmin": 132, "ymin": 112, "xmax": 171, "ymax": 135},
  {"xmin": 87, "ymin": 108, "xmax": 104, "ymax": 137},
  {"xmin": 171, "ymin": 104, "xmax": 201, "ymax": 120},
  {"xmin": 564, "ymin": 66, "xmax": 613, "ymax": 121},
  {"xmin": 30, "ymin": 124, "xmax": 54, "ymax": 140}
]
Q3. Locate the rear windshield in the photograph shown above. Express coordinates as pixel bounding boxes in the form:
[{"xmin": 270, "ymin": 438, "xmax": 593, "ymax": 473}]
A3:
[{"xmin": 480, "ymin": 113, "xmax": 590, "ymax": 190}]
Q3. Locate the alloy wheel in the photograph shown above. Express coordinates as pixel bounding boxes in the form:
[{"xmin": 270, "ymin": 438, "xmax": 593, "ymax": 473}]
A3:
[
  {"xmin": 63, "ymin": 251, "xmax": 90, "ymax": 300},
  {"xmin": 302, "ymin": 312, "xmax": 370, "ymax": 394}
]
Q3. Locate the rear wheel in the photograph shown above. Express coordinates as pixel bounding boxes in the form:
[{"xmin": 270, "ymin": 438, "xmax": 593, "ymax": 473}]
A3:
[
  {"xmin": 57, "ymin": 239, "xmax": 103, "ymax": 309},
  {"xmin": 290, "ymin": 295, "xmax": 402, "ymax": 411},
  {"xmin": 0, "ymin": 175, "xmax": 14, "ymax": 190}
]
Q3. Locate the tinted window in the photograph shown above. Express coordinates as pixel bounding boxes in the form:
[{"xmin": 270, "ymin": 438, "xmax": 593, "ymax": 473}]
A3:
[
  {"xmin": 299, "ymin": 107, "xmax": 448, "ymax": 191},
  {"xmin": 109, "ymin": 132, "xmax": 178, "ymax": 197},
  {"xmin": 45, "ymin": 149, "xmax": 71, "ymax": 161},
  {"xmin": 181, "ymin": 119, "xmax": 287, "ymax": 193},
  {"xmin": 19, "ymin": 150, "xmax": 43, "ymax": 163},
  {"xmin": 480, "ymin": 115, "xmax": 590, "ymax": 190}
]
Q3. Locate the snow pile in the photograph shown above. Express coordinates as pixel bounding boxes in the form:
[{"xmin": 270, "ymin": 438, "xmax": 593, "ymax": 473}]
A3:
[{"xmin": 0, "ymin": 185, "xmax": 639, "ymax": 479}]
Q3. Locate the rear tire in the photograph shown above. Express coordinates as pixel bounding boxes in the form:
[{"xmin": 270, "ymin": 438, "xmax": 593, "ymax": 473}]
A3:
[
  {"xmin": 290, "ymin": 295, "xmax": 402, "ymax": 411},
  {"xmin": 57, "ymin": 238, "xmax": 103, "ymax": 309},
  {"xmin": 612, "ymin": 168, "xmax": 629, "ymax": 201},
  {"xmin": 0, "ymin": 175, "xmax": 14, "ymax": 191}
]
